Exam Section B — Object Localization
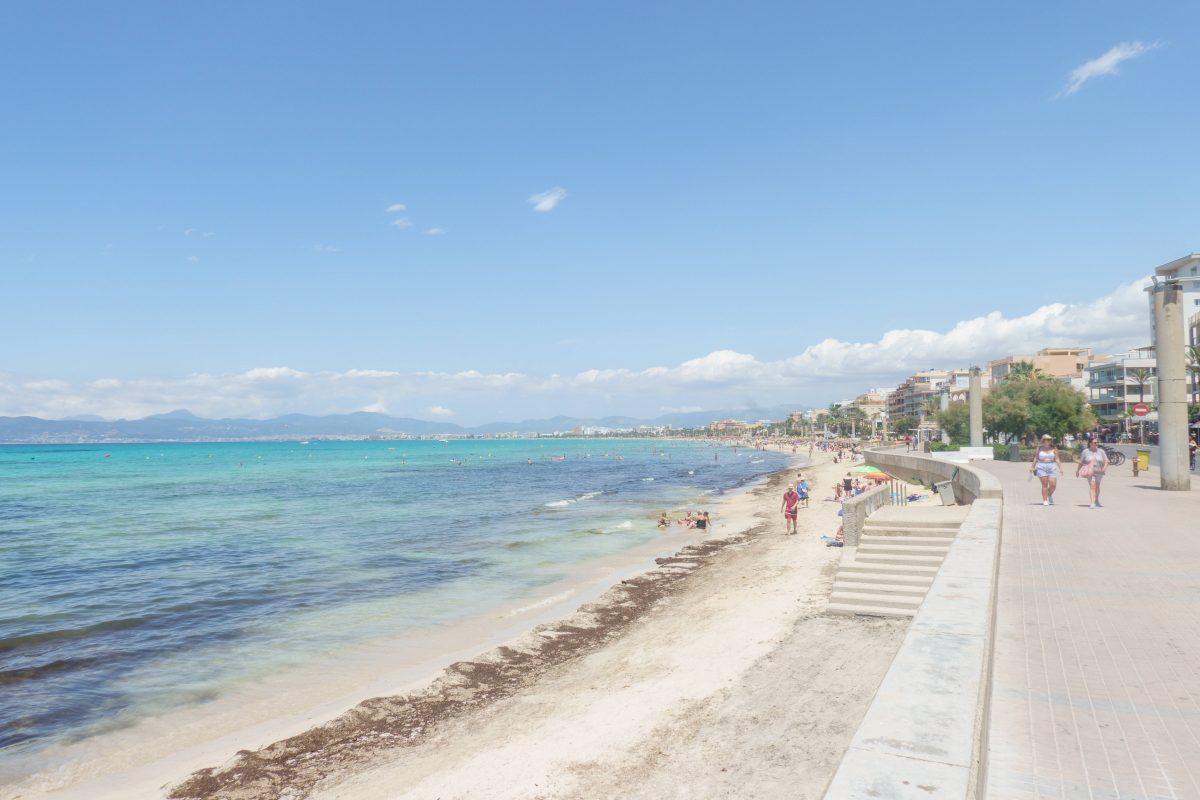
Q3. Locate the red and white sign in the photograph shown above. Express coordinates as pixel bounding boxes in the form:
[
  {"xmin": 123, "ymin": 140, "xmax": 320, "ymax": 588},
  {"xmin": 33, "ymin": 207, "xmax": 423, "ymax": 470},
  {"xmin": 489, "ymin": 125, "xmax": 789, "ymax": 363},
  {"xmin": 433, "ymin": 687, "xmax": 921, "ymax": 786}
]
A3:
[{"xmin": 1133, "ymin": 403, "xmax": 1150, "ymax": 417}]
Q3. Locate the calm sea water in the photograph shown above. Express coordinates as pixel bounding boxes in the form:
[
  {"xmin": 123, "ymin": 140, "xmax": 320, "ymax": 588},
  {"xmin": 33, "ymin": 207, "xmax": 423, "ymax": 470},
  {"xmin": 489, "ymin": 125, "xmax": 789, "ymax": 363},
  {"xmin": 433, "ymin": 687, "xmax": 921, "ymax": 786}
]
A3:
[{"xmin": 0, "ymin": 439, "xmax": 786, "ymax": 769}]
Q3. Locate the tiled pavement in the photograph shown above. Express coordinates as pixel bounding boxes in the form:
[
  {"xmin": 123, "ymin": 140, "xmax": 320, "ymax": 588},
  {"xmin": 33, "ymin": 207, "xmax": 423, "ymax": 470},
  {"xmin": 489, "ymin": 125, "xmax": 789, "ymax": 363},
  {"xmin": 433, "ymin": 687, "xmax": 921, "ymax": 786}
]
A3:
[{"xmin": 981, "ymin": 460, "xmax": 1200, "ymax": 800}]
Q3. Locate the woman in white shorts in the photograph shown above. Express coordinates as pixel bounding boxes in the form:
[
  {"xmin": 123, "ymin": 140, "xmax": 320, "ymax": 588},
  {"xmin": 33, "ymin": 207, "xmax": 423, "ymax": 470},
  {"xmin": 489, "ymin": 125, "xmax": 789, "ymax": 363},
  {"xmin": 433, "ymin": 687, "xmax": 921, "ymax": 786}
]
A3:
[
  {"xmin": 1030, "ymin": 434, "xmax": 1061, "ymax": 506},
  {"xmin": 1076, "ymin": 437, "xmax": 1109, "ymax": 509}
]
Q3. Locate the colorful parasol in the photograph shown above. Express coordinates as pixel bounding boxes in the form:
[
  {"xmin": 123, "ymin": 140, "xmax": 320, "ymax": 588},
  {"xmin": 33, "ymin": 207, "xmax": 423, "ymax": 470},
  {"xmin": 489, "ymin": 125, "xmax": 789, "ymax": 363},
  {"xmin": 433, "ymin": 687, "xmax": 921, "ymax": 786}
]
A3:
[
  {"xmin": 862, "ymin": 472, "xmax": 896, "ymax": 481},
  {"xmin": 852, "ymin": 465, "xmax": 883, "ymax": 474}
]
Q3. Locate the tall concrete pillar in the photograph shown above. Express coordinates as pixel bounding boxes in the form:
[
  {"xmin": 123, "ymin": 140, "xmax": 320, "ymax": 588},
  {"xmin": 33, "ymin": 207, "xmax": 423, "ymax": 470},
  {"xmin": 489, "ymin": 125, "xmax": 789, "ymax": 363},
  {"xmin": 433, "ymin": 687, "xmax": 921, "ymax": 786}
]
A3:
[
  {"xmin": 969, "ymin": 366, "xmax": 984, "ymax": 448},
  {"xmin": 1153, "ymin": 281, "xmax": 1192, "ymax": 490}
]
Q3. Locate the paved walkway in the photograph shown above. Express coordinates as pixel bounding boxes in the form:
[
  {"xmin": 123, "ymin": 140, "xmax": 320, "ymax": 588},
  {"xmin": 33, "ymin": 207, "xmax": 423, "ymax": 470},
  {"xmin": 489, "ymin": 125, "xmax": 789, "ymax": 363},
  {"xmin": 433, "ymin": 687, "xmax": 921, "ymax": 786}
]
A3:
[{"xmin": 981, "ymin": 460, "xmax": 1200, "ymax": 800}]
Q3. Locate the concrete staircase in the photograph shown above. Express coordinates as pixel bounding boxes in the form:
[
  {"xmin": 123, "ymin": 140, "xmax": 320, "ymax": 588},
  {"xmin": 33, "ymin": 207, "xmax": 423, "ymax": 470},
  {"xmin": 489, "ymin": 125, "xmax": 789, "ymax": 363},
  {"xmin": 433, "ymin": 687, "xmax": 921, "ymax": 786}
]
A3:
[{"xmin": 827, "ymin": 505, "xmax": 969, "ymax": 619}]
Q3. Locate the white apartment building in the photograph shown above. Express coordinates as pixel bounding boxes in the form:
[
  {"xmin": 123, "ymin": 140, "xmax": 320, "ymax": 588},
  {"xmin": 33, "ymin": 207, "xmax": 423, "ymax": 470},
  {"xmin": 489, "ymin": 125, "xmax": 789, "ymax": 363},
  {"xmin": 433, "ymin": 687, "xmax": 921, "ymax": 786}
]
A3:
[
  {"xmin": 1151, "ymin": 254, "xmax": 1200, "ymax": 348},
  {"xmin": 1085, "ymin": 347, "xmax": 1157, "ymax": 420},
  {"xmin": 1190, "ymin": 310, "xmax": 1200, "ymax": 404}
]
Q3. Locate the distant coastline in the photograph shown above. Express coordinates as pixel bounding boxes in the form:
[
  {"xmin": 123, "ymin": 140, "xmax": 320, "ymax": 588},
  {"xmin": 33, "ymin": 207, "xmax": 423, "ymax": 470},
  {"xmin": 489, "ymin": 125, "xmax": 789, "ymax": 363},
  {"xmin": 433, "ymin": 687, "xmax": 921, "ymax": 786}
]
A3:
[{"xmin": 0, "ymin": 406, "xmax": 802, "ymax": 445}]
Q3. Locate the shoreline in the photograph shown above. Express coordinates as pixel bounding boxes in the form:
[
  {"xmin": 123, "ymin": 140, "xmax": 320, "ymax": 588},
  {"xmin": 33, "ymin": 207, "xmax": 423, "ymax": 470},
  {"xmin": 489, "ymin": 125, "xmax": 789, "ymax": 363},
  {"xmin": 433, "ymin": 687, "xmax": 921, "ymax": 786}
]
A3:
[
  {"xmin": 296, "ymin": 450, "xmax": 904, "ymax": 800},
  {"xmin": 4, "ymin": 450, "xmax": 804, "ymax": 800}
]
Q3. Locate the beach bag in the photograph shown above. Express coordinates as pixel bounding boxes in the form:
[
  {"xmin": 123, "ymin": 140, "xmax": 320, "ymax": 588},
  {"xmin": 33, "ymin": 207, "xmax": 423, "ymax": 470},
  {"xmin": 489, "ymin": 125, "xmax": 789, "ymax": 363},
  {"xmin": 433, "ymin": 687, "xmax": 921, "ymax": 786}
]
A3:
[{"xmin": 1079, "ymin": 462, "xmax": 1094, "ymax": 478}]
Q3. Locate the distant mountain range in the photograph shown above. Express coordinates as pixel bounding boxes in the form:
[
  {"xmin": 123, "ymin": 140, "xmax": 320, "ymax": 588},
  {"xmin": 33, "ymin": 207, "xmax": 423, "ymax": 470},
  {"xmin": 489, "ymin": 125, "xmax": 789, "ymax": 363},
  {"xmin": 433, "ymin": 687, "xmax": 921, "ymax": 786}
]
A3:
[{"xmin": 0, "ymin": 406, "xmax": 800, "ymax": 443}]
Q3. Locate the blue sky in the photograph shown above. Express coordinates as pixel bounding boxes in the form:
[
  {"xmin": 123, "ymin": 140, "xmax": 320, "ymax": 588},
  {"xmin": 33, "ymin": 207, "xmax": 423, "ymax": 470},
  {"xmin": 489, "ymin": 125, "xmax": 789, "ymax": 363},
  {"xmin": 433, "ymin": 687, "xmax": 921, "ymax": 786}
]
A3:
[{"xmin": 2, "ymin": 1, "xmax": 1197, "ymax": 422}]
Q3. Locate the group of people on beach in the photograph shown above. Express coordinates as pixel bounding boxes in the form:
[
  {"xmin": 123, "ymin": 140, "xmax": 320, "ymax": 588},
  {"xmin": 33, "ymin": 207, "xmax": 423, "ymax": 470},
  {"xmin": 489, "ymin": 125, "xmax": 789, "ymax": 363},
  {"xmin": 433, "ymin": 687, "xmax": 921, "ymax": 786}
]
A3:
[
  {"xmin": 808, "ymin": 441, "xmax": 861, "ymax": 464},
  {"xmin": 1031, "ymin": 433, "xmax": 1110, "ymax": 509},
  {"xmin": 833, "ymin": 472, "xmax": 871, "ymax": 501},
  {"xmin": 658, "ymin": 510, "xmax": 710, "ymax": 531}
]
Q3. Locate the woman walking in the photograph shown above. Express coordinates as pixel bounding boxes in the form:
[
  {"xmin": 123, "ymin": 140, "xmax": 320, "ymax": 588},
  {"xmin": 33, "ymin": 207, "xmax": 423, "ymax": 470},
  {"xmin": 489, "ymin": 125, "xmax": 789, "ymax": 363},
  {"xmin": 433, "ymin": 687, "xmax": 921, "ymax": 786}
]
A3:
[
  {"xmin": 1076, "ymin": 437, "xmax": 1109, "ymax": 509},
  {"xmin": 1030, "ymin": 434, "xmax": 1061, "ymax": 506}
]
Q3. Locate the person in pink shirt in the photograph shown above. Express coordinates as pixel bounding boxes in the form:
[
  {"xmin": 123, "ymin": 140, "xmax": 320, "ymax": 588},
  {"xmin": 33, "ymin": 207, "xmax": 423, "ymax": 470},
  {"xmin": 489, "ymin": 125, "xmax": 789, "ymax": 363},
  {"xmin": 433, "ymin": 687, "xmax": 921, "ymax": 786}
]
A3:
[{"xmin": 781, "ymin": 484, "xmax": 800, "ymax": 534}]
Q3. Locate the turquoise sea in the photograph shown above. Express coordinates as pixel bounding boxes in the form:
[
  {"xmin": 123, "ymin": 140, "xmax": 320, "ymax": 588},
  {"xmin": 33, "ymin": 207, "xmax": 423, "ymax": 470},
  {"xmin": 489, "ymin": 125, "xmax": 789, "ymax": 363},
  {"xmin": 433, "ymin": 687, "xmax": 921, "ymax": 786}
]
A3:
[{"xmin": 0, "ymin": 439, "xmax": 787, "ymax": 780}]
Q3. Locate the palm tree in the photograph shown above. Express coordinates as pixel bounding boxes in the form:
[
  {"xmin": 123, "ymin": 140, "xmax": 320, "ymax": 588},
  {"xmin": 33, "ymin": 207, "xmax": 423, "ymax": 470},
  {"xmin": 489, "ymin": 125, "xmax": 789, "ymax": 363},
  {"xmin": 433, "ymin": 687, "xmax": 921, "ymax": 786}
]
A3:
[
  {"xmin": 1186, "ymin": 344, "xmax": 1200, "ymax": 404},
  {"xmin": 1126, "ymin": 367, "xmax": 1153, "ymax": 444},
  {"xmin": 843, "ymin": 406, "xmax": 867, "ymax": 438},
  {"xmin": 1127, "ymin": 367, "xmax": 1153, "ymax": 404},
  {"xmin": 1008, "ymin": 360, "xmax": 1046, "ymax": 381}
]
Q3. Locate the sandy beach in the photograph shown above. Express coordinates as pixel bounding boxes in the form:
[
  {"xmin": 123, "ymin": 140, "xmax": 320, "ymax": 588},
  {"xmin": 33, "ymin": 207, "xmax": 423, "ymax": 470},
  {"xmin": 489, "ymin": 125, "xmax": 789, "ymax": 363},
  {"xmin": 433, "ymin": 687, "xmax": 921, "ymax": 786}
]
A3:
[{"xmin": 153, "ymin": 452, "xmax": 908, "ymax": 800}]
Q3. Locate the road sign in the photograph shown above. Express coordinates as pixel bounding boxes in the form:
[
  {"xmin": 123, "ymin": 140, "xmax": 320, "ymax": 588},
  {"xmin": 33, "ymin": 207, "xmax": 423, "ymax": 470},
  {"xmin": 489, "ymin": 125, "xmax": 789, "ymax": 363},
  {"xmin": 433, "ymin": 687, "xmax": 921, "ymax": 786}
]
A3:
[{"xmin": 1133, "ymin": 403, "xmax": 1149, "ymax": 417}]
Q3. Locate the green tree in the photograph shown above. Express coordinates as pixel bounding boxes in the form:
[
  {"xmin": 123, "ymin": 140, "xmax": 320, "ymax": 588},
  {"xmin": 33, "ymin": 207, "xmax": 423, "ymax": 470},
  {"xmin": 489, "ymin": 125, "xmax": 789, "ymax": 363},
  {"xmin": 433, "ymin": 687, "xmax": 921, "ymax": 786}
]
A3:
[
  {"xmin": 984, "ymin": 379, "xmax": 1096, "ymax": 443},
  {"xmin": 1126, "ymin": 367, "xmax": 1154, "ymax": 444},
  {"xmin": 891, "ymin": 415, "xmax": 920, "ymax": 437},
  {"xmin": 1186, "ymin": 344, "xmax": 1200, "ymax": 403},
  {"xmin": 1007, "ymin": 360, "xmax": 1047, "ymax": 381},
  {"xmin": 1127, "ymin": 367, "xmax": 1153, "ymax": 405},
  {"xmin": 934, "ymin": 400, "xmax": 971, "ymax": 445},
  {"xmin": 824, "ymin": 403, "xmax": 844, "ymax": 435},
  {"xmin": 842, "ymin": 406, "xmax": 867, "ymax": 438}
]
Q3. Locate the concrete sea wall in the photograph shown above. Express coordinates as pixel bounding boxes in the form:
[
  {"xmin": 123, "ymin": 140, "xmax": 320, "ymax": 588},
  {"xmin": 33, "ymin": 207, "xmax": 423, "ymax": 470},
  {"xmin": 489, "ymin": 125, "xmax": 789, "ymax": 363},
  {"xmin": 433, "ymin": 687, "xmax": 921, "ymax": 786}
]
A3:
[{"xmin": 824, "ymin": 450, "xmax": 1003, "ymax": 800}]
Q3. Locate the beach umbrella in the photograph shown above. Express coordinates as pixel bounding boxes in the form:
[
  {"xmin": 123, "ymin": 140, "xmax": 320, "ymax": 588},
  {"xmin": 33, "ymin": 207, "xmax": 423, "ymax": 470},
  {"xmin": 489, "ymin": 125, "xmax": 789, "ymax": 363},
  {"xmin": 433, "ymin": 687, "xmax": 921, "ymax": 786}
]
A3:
[
  {"xmin": 862, "ymin": 472, "xmax": 896, "ymax": 481},
  {"xmin": 852, "ymin": 465, "xmax": 883, "ymax": 474}
]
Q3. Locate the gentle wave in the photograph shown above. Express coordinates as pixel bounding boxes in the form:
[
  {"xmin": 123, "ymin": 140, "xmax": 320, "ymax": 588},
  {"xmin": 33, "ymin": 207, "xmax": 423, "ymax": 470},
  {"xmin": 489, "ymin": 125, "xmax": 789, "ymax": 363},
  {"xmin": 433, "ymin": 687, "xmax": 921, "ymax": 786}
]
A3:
[
  {"xmin": 543, "ymin": 490, "xmax": 603, "ymax": 508},
  {"xmin": 0, "ymin": 617, "xmax": 150, "ymax": 655},
  {"xmin": 504, "ymin": 589, "xmax": 576, "ymax": 618}
]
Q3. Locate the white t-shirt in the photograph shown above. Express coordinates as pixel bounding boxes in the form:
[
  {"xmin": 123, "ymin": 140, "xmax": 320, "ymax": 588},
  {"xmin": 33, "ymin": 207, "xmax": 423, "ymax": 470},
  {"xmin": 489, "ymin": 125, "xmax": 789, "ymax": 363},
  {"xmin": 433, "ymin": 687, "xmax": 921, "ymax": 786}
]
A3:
[{"xmin": 1079, "ymin": 447, "xmax": 1108, "ymax": 473}]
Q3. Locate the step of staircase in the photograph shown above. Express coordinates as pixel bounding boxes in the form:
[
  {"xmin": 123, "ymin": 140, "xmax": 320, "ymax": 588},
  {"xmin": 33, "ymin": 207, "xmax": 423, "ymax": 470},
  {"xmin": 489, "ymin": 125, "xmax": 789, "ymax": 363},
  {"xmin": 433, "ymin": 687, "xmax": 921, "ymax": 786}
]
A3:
[
  {"xmin": 854, "ymin": 552, "xmax": 946, "ymax": 566},
  {"xmin": 861, "ymin": 525, "xmax": 959, "ymax": 538},
  {"xmin": 865, "ymin": 507, "xmax": 969, "ymax": 528},
  {"xmin": 857, "ymin": 541, "xmax": 951, "ymax": 557},
  {"xmin": 838, "ymin": 563, "xmax": 940, "ymax": 578},
  {"xmin": 830, "ymin": 580, "xmax": 931, "ymax": 598},
  {"xmin": 827, "ymin": 601, "xmax": 917, "ymax": 619},
  {"xmin": 830, "ymin": 590, "xmax": 924, "ymax": 608},
  {"xmin": 859, "ymin": 535, "xmax": 957, "ymax": 547},
  {"xmin": 830, "ymin": 568, "xmax": 931, "ymax": 587}
]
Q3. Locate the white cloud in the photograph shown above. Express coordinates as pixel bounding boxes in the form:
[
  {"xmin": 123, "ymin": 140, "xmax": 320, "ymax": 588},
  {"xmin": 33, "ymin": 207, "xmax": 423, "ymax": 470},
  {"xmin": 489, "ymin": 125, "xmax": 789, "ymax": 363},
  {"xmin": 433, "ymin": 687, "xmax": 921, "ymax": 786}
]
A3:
[
  {"xmin": 314, "ymin": 243, "xmax": 341, "ymax": 253},
  {"xmin": 425, "ymin": 227, "xmax": 447, "ymax": 236},
  {"xmin": 391, "ymin": 218, "xmax": 413, "ymax": 229},
  {"xmin": 243, "ymin": 367, "xmax": 305, "ymax": 381},
  {"xmin": 186, "ymin": 256, "xmax": 200, "ymax": 263},
  {"xmin": 528, "ymin": 187, "xmax": 567, "ymax": 212},
  {"xmin": 184, "ymin": 228, "xmax": 197, "ymax": 236},
  {"xmin": 386, "ymin": 203, "xmax": 407, "ymax": 213},
  {"xmin": 0, "ymin": 280, "xmax": 1152, "ymax": 423},
  {"xmin": 1061, "ymin": 41, "xmax": 1160, "ymax": 96}
]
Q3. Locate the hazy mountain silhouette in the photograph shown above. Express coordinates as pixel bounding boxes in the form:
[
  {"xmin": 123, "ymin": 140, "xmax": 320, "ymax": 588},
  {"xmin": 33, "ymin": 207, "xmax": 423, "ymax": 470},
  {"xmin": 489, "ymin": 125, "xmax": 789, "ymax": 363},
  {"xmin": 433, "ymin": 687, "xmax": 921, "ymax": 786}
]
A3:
[{"xmin": 0, "ymin": 405, "xmax": 798, "ymax": 442}]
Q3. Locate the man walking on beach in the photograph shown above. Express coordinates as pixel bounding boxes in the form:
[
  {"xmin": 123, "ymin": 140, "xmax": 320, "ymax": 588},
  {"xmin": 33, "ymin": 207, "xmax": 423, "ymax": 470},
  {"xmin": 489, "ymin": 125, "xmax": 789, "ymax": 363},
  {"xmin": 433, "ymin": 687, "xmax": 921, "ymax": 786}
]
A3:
[{"xmin": 781, "ymin": 484, "xmax": 799, "ymax": 534}]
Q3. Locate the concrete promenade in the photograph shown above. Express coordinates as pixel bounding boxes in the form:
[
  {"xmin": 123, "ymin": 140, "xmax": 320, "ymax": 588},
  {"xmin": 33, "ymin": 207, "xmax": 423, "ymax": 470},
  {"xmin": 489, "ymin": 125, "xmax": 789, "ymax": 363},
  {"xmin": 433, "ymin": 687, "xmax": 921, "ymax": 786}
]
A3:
[{"xmin": 981, "ymin": 459, "xmax": 1200, "ymax": 800}]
